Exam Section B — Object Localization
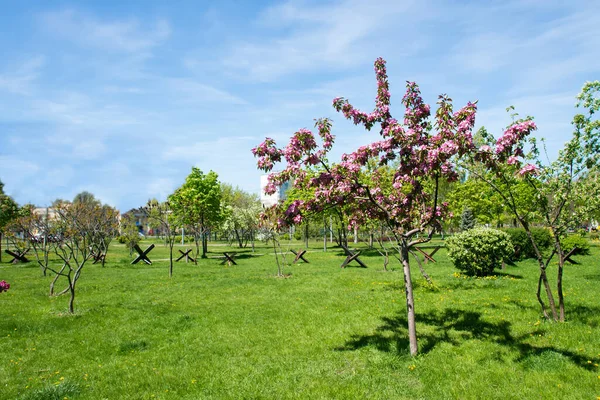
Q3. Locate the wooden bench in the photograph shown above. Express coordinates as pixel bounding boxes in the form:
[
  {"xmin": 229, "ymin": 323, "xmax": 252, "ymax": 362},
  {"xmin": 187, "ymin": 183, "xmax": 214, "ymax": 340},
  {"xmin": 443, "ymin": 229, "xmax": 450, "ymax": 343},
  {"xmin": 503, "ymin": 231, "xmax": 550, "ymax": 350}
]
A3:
[
  {"xmin": 340, "ymin": 244, "xmax": 367, "ymax": 268},
  {"xmin": 290, "ymin": 249, "xmax": 309, "ymax": 264},
  {"xmin": 131, "ymin": 244, "xmax": 155, "ymax": 265}
]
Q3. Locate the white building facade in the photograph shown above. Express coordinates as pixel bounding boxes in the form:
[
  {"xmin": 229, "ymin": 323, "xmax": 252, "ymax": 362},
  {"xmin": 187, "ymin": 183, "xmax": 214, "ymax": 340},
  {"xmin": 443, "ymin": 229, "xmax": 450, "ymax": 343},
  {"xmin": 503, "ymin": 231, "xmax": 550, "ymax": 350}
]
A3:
[{"xmin": 260, "ymin": 174, "xmax": 290, "ymax": 207}]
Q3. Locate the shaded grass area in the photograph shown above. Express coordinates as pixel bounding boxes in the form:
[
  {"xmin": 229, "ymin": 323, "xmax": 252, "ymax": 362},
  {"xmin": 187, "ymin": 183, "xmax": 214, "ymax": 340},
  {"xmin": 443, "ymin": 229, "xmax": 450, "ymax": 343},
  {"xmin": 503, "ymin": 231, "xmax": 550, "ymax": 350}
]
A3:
[{"xmin": 1, "ymin": 239, "xmax": 599, "ymax": 399}]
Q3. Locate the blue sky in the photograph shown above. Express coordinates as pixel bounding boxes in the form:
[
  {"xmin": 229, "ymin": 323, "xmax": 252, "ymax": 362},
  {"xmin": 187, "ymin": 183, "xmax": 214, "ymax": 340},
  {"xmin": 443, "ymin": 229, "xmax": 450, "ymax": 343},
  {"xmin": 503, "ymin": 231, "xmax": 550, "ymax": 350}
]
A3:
[{"xmin": 0, "ymin": 0, "xmax": 598, "ymax": 212}]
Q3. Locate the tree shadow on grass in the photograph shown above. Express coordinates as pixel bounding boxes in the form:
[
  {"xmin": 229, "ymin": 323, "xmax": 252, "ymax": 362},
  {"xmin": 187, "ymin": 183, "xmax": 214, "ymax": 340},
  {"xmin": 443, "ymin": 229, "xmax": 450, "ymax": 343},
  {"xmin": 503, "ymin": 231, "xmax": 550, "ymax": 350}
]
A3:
[
  {"xmin": 335, "ymin": 308, "xmax": 598, "ymax": 370},
  {"xmin": 493, "ymin": 271, "xmax": 524, "ymax": 279},
  {"xmin": 582, "ymin": 273, "xmax": 600, "ymax": 281}
]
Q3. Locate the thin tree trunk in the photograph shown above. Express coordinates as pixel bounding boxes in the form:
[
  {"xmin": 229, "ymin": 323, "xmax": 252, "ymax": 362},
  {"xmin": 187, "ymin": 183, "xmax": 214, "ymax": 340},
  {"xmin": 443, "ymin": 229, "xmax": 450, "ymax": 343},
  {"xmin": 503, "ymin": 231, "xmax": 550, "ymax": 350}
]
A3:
[
  {"xmin": 536, "ymin": 275, "xmax": 549, "ymax": 320},
  {"xmin": 202, "ymin": 233, "xmax": 208, "ymax": 258},
  {"xmin": 68, "ymin": 282, "xmax": 75, "ymax": 313},
  {"xmin": 169, "ymin": 239, "xmax": 174, "ymax": 277},
  {"xmin": 304, "ymin": 221, "xmax": 309, "ymax": 249},
  {"xmin": 235, "ymin": 229, "xmax": 243, "ymax": 248},
  {"xmin": 522, "ymin": 222, "xmax": 558, "ymax": 321},
  {"xmin": 557, "ymin": 256, "xmax": 565, "ymax": 321},
  {"xmin": 400, "ymin": 243, "xmax": 418, "ymax": 356}
]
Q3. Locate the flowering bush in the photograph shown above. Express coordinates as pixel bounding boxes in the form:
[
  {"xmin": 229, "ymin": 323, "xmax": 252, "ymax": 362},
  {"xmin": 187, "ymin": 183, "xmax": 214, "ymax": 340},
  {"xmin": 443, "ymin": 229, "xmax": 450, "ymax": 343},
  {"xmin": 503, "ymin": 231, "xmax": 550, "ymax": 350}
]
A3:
[
  {"xmin": 0, "ymin": 280, "xmax": 10, "ymax": 293},
  {"xmin": 446, "ymin": 228, "xmax": 514, "ymax": 276}
]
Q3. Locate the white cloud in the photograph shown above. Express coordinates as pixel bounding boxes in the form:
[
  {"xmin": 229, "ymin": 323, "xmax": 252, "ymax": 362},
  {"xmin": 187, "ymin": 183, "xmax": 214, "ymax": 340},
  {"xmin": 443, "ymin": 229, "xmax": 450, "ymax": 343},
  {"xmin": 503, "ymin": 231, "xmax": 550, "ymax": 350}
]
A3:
[
  {"xmin": 40, "ymin": 9, "xmax": 170, "ymax": 53},
  {"xmin": 0, "ymin": 55, "xmax": 45, "ymax": 95},
  {"xmin": 165, "ymin": 78, "xmax": 247, "ymax": 105},
  {"xmin": 220, "ymin": 0, "xmax": 426, "ymax": 81}
]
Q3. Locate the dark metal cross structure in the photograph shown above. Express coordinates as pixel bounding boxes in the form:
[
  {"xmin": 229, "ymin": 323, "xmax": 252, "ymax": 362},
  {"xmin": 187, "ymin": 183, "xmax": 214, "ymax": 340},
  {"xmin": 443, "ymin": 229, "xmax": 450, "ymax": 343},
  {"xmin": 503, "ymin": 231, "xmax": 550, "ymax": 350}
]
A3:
[
  {"xmin": 90, "ymin": 250, "xmax": 106, "ymax": 265},
  {"xmin": 131, "ymin": 244, "xmax": 155, "ymax": 265},
  {"xmin": 563, "ymin": 247, "xmax": 580, "ymax": 264},
  {"xmin": 176, "ymin": 248, "xmax": 196, "ymax": 263},
  {"xmin": 220, "ymin": 252, "xmax": 237, "ymax": 266},
  {"xmin": 290, "ymin": 249, "xmax": 309, "ymax": 264},
  {"xmin": 340, "ymin": 244, "xmax": 367, "ymax": 268},
  {"xmin": 414, "ymin": 246, "xmax": 441, "ymax": 263},
  {"xmin": 5, "ymin": 249, "xmax": 30, "ymax": 264}
]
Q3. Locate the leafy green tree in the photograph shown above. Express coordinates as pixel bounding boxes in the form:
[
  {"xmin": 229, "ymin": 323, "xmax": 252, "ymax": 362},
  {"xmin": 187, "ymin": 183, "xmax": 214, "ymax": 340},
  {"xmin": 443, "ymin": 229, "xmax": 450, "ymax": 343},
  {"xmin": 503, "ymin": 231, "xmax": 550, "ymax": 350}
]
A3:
[
  {"xmin": 446, "ymin": 179, "xmax": 505, "ymax": 229},
  {"xmin": 119, "ymin": 213, "xmax": 141, "ymax": 256},
  {"xmin": 73, "ymin": 191, "xmax": 100, "ymax": 206},
  {"xmin": 169, "ymin": 168, "xmax": 222, "ymax": 259},
  {"xmin": 0, "ymin": 180, "xmax": 19, "ymax": 263},
  {"xmin": 220, "ymin": 184, "xmax": 261, "ymax": 249},
  {"xmin": 470, "ymin": 81, "xmax": 600, "ymax": 321}
]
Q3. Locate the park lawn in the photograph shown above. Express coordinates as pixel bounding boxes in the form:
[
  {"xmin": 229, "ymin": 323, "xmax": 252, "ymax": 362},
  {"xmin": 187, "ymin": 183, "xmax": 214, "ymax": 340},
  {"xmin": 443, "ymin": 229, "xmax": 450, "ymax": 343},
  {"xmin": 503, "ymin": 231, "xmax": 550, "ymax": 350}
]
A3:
[{"xmin": 1, "ymin": 239, "xmax": 599, "ymax": 399}]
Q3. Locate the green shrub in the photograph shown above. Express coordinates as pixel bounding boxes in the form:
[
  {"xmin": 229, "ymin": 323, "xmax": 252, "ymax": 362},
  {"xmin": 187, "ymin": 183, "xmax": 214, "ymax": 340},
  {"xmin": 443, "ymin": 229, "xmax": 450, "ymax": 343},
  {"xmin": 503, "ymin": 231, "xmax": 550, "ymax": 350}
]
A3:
[
  {"xmin": 502, "ymin": 227, "xmax": 552, "ymax": 260},
  {"xmin": 117, "ymin": 235, "xmax": 127, "ymax": 244},
  {"xmin": 590, "ymin": 231, "xmax": 599, "ymax": 241},
  {"xmin": 446, "ymin": 228, "xmax": 514, "ymax": 277},
  {"xmin": 560, "ymin": 235, "xmax": 590, "ymax": 256}
]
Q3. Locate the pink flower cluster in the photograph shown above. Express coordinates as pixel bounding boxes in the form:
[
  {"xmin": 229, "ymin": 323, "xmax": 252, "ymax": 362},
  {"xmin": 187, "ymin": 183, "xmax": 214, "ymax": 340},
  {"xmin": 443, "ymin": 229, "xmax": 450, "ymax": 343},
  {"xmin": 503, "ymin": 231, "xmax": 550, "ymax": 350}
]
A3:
[
  {"xmin": 474, "ymin": 120, "xmax": 538, "ymax": 176},
  {"xmin": 251, "ymin": 138, "xmax": 282, "ymax": 172},
  {"xmin": 495, "ymin": 120, "xmax": 536, "ymax": 159},
  {"xmin": 518, "ymin": 164, "xmax": 540, "ymax": 176},
  {"xmin": 253, "ymin": 57, "xmax": 479, "ymax": 232},
  {"xmin": 0, "ymin": 280, "xmax": 10, "ymax": 293}
]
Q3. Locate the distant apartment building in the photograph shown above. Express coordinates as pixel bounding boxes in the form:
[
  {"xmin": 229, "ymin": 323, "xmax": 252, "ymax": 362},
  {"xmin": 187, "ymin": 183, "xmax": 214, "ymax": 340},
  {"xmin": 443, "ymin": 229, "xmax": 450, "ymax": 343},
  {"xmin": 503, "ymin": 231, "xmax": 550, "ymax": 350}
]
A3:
[
  {"xmin": 121, "ymin": 208, "xmax": 150, "ymax": 235},
  {"xmin": 33, "ymin": 207, "xmax": 58, "ymax": 221},
  {"xmin": 260, "ymin": 174, "xmax": 290, "ymax": 207}
]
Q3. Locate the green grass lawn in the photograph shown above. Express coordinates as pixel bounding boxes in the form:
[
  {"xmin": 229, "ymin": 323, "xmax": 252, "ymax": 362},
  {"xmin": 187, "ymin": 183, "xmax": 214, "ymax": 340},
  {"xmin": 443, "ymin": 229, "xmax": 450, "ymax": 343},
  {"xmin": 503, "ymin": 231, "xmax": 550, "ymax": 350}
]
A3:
[{"xmin": 1, "ymin": 239, "xmax": 599, "ymax": 399}]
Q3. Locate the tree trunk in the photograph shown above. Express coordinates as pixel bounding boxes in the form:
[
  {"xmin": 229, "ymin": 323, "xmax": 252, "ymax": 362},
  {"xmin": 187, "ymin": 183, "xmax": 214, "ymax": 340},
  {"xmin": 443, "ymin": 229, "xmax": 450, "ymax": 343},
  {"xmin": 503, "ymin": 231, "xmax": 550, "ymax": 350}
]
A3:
[
  {"xmin": 202, "ymin": 233, "xmax": 208, "ymax": 258},
  {"xmin": 304, "ymin": 221, "xmax": 309, "ymax": 249},
  {"xmin": 557, "ymin": 255, "xmax": 565, "ymax": 322},
  {"xmin": 68, "ymin": 282, "xmax": 75, "ymax": 313},
  {"xmin": 169, "ymin": 242, "xmax": 174, "ymax": 277},
  {"xmin": 235, "ymin": 229, "xmax": 243, "ymax": 248},
  {"xmin": 523, "ymin": 222, "xmax": 558, "ymax": 321},
  {"xmin": 400, "ymin": 243, "xmax": 418, "ymax": 356}
]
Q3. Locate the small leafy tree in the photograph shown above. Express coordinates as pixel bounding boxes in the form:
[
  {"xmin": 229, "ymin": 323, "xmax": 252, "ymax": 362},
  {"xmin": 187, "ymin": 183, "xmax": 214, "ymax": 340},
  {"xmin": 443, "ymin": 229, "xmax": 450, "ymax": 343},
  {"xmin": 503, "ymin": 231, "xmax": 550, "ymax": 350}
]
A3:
[
  {"xmin": 147, "ymin": 200, "xmax": 177, "ymax": 277},
  {"xmin": 470, "ymin": 81, "xmax": 600, "ymax": 321},
  {"xmin": 0, "ymin": 180, "xmax": 19, "ymax": 263},
  {"xmin": 95, "ymin": 205, "xmax": 119, "ymax": 267},
  {"xmin": 446, "ymin": 228, "xmax": 513, "ymax": 276},
  {"xmin": 220, "ymin": 184, "xmax": 261, "ymax": 250},
  {"xmin": 258, "ymin": 205, "xmax": 290, "ymax": 277},
  {"xmin": 119, "ymin": 213, "xmax": 141, "ymax": 256},
  {"xmin": 47, "ymin": 200, "xmax": 110, "ymax": 313},
  {"xmin": 169, "ymin": 168, "xmax": 222, "ymax": 259},
  {"xmin": 253, "ymin": 58, "xmax": 478, "ymax": 355}
]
